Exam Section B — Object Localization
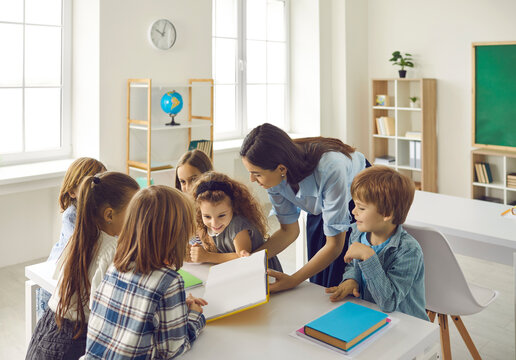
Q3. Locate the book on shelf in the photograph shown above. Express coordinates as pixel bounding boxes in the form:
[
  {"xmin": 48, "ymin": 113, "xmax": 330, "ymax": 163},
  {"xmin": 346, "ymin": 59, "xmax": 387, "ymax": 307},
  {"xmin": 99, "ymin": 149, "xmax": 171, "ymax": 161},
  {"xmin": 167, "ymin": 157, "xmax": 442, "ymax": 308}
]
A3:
[
  {"xmin": 375, "ymin": 117, "xmax": 395, "ymax": 136},
  {"xmin": 374, "ymin": 155, "xmax": 395, "ymax": 165},
  {"xmin": 483, "ymin": 163, "xmax": 493, "ymax": 183},
  {"xmin": 177, "ymin": 269, "xmax": 203, "ymax": 289},
  {"xmin": 201, "ymin": 250, "xmax": 269, "ymax": 322},
  {"xmin": 303, "ymin": 302, "xmax": 389, "ymax": 351},
  {"xmin": 474, "ymin": 163, "xmax": 493, "ymax": 184},
  {"xmin": 404, "ymin": 131, "xmax": 422, "ymax": 140},
  {"xmin": 474, "ymin": 163, "xmax": 486, "ymax": 183},
  {"xmin": 188, "ymin": 139, "xmax": 213, "ymax": 158}
]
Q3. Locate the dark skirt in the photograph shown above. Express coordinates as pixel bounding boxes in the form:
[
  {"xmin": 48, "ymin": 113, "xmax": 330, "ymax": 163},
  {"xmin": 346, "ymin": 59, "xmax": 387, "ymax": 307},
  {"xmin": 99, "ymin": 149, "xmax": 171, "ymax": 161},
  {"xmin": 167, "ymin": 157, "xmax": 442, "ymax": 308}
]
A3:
[
  {"xmin": 25, "ymin": 308, "xmax": 86, "ymax": 360},
  {"xmin": 306, "ymin": 158, "xmax": 371, "ymax": 287}
]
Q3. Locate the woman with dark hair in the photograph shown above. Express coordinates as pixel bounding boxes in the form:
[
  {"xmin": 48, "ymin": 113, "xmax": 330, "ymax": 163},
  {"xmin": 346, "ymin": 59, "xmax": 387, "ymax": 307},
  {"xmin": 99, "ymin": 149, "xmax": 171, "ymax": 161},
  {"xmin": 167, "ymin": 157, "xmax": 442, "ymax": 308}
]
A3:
[{"xmin": 240, "ymin": 123, "xmax": 369, "ymax": 292}]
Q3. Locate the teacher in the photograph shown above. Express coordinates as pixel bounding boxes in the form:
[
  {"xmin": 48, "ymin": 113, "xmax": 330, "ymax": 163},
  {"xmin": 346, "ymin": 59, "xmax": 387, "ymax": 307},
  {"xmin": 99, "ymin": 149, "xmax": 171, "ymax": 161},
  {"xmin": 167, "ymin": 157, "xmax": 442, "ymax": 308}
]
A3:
[{"xmin": 240, "ymin": 123, "xmax": 369, "ymax": 292}]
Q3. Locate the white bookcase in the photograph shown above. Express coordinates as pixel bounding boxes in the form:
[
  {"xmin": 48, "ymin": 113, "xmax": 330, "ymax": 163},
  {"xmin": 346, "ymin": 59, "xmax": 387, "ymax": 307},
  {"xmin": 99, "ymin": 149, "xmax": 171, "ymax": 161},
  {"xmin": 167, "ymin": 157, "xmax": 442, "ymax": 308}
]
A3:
[
  {"xmin": 471, "ymin": 148, "xmax": 516, "ymax": 205},
  {"xmin": 371, "ymin": 78, "xmax": 437, "ymax": 192},
  {"xmin": 126, "ymin": 78, "xmax": 213, "ymax": 186}
]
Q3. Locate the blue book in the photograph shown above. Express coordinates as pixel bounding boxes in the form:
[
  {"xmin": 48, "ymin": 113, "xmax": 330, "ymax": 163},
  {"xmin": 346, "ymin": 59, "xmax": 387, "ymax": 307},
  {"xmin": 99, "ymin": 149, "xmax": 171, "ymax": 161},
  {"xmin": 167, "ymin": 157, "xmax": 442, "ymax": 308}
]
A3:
[{"xmin": 304, "ymin": 302, "xmax": 388, "ymax": 351}]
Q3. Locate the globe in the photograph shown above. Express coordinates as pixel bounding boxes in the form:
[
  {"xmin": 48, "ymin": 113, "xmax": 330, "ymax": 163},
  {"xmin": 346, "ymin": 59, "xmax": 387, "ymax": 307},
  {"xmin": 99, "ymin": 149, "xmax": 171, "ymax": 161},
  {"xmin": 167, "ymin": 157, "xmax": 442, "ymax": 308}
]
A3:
[{"xmin": 160, "ymin": 91, "xmax": 183, "ymax": 126}]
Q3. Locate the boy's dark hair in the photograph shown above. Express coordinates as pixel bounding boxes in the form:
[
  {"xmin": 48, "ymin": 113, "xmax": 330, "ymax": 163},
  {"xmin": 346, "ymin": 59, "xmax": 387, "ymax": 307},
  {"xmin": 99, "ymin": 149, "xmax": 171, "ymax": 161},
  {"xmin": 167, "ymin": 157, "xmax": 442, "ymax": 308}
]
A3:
[{"xmin": 351, "ymin": 166, "xmax": 415, "ymax": 225}]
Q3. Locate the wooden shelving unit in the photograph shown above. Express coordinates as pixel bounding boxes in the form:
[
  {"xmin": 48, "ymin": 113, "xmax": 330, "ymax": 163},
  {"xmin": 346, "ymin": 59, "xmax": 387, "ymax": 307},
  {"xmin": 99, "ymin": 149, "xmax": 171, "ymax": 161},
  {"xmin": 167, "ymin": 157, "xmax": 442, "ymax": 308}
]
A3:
[
  {"xmin": 126, "ymin": 78, "xmax": 214, "ymax": 186},
  {"xmin": 371, "ymin": 78, "xmax": 437, "ymax": 192},
  {"xmin": 471, "ymin": 148, "xmax": 516, "ymax": 205}
]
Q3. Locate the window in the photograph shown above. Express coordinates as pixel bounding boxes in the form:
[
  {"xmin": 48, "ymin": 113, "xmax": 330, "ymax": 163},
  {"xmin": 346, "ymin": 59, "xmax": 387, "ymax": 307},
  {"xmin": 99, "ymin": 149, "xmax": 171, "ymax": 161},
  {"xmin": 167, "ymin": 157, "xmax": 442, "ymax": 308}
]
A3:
[
  {"xmin": 212, "ymin": 0, "xmax": 288, "ymax": 140},
  {"xmin": 0, "ymin": 0, "xmax": 71, "ymax": 166}
]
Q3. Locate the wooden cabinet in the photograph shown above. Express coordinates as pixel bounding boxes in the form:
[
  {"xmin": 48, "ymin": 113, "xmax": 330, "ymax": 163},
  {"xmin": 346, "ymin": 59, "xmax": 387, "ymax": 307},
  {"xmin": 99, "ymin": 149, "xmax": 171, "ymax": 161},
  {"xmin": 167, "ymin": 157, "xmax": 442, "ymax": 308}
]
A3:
[
  {"xmin": 126, "ymin": 78, "xmax": 213, "ymax": 186},
  {"xmin": 471, "ymin": 148, "xmax": 516, "ymax": 205},
  {"xmin": 371, "ymin": 78, "xmax": 437, "ymax": 192}
]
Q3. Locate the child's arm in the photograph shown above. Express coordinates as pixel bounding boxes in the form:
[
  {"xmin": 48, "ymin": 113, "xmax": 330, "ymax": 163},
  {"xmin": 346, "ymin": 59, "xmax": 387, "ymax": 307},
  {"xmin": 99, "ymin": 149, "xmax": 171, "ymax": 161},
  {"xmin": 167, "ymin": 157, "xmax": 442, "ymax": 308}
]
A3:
[
  {"xmin": 154, "ymin": 277, "xmax": 206, "ymax": 359},
  {"xmin": 190, "ymin": 229, "xmax": 252, "ymax": 264},
  {"xmin": 357, "ymin": 244, "xmax": 423, "ymax": 313}
]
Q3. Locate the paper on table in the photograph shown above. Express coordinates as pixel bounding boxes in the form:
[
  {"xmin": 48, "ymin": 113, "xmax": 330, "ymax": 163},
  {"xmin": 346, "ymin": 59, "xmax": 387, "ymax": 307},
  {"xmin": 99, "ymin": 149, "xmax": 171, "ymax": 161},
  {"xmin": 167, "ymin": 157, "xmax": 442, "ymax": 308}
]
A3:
[{"xmin": 202, "ymin": 250, "xmax": 268, "ymax": 321}]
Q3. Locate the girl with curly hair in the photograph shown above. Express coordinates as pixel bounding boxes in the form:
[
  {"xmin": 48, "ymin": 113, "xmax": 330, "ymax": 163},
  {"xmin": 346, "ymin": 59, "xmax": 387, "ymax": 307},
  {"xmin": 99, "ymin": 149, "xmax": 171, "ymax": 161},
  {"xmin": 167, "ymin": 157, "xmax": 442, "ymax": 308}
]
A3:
[{"xmin": 190, "ymin": 171, "xmax": 282, "ymax": 271}]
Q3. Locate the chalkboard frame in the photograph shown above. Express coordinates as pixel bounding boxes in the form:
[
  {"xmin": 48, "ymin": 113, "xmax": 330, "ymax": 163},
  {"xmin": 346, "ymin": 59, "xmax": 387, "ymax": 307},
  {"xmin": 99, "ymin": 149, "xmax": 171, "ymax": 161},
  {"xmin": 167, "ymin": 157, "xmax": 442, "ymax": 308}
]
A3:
[{"xmin": 472, "ymin": 41, "xmax": 516, "ymax": 152}]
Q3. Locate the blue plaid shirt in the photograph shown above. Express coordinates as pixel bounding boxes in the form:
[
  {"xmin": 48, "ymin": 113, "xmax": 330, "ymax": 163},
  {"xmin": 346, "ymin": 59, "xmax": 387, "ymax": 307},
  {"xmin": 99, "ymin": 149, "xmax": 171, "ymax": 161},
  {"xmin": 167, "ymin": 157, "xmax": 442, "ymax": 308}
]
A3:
[{"xmin": 84, "ymin": 264, "xmax": 206, "ymax": 359}]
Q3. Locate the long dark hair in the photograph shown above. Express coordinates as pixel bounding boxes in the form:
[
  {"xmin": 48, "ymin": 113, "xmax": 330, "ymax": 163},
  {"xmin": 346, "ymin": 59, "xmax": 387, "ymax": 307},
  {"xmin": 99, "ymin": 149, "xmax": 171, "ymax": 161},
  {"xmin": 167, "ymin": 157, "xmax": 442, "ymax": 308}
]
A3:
[
  {"xmin": 240, "ymin": 123, "xmax": 355, "ymax": 185},
  {"xmin": 55, "ymin": 171, "xmax": 139, "ymax": 338}
]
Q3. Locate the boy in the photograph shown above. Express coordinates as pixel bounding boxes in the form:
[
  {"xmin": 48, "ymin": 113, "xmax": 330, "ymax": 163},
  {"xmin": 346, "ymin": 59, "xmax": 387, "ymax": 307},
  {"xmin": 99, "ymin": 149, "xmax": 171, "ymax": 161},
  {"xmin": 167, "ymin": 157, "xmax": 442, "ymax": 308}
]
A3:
[{"xmin": 326, "ymin": 166, "xmax": 428, "ymax": 320}]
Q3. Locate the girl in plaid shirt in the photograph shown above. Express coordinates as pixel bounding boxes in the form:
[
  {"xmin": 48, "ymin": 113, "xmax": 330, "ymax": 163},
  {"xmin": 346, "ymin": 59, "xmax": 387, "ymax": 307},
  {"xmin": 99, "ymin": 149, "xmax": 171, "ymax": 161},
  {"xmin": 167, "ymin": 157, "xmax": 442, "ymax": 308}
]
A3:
[{"xmin": 84, "ymin": 185, "xmax": 207, "ymax": 359}]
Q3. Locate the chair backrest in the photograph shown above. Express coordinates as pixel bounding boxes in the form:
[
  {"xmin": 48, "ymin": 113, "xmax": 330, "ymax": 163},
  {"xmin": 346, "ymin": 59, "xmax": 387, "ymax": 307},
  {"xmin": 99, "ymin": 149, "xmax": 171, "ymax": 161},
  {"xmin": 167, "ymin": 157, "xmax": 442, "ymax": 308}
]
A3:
[{"xmin": 404, "ymin": 224, "xmax": 484, "ymax": 315}]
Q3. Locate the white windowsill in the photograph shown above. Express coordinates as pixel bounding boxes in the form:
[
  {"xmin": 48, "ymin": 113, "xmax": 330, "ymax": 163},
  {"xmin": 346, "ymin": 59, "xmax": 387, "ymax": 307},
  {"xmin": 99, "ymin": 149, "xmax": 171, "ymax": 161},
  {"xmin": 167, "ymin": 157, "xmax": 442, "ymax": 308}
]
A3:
[{"xmin": 0, "ymin": 159, "xmax": 74, "ymax": 196}]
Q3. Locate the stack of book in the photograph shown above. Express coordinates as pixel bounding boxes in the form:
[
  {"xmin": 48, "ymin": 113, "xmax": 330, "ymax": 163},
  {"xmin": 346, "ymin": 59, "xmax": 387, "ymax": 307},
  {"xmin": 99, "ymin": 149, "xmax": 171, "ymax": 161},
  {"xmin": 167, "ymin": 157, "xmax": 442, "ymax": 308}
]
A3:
[
  {"xmin": 188, "ymin": 140, "xmax": 213, "ymax": 158},
  {"xmin": 375, "ymin": 117, "xmax": 395, "ymax": 136},
  {"xmin": 374, "ymin": 155, "xmax": 395, "ymax": 165},
  {"xmin": 404, "ymin": 131, "xmax": 422, "ymax": 140},
  {"xmin": 507, "ymin": 173, "xmax": 516, "ymax": 189},
  {"xmin": 301, "ymin": 302, "xmax": 389, "ymax": 352},
  {"xmin": 474, "ymin": 162, "xmax": 493, "ymax": 183}
]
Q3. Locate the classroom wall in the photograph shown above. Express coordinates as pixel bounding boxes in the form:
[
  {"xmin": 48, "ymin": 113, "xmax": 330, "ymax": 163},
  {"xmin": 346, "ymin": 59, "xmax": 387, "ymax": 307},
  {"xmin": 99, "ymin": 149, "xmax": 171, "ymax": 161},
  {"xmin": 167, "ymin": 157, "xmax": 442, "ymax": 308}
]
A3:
[{"xmin": 367, "ymin": 0, "xmax": 516, "ymax": 196}]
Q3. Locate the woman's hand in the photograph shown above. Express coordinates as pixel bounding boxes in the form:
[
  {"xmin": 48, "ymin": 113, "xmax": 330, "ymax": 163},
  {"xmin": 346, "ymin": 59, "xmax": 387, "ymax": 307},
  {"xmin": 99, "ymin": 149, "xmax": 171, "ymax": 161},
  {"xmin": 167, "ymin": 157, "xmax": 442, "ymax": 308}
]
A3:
[
  {"xmin": 325, "ymin": 279, "xmax": 360, "ymax": 302},
  {"xmin": 267, "ymin": 269, "xmax": 301, "ymax": 293},
  {"xmin": 190, "ymin": 243, "xmax": 210, "ymax": 263}
]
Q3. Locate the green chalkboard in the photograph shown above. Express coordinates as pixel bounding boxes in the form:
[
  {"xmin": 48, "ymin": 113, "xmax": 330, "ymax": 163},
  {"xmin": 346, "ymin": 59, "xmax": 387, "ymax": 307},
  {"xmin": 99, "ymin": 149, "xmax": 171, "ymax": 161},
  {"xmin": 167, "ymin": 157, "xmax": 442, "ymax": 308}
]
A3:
[{"xmin": 475, "ymin": 43, "xmax": 516, "ymax": 149}]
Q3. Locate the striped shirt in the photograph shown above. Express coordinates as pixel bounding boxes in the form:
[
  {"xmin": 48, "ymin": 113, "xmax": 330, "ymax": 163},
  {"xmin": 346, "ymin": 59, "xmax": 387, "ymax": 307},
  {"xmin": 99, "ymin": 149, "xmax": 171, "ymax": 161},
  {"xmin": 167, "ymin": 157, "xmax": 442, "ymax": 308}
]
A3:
[{"xmin": 83, "ymin": 264, "xmax": 206, "ymax": 359}]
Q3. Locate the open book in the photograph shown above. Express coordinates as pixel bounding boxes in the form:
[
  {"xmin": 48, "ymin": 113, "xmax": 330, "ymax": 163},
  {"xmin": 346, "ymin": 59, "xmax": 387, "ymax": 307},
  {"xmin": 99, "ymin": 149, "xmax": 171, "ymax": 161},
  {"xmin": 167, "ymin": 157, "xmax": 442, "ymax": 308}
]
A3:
[{"xmin": 202, "ymin": 250, "xmax": 269, "ymax": 322}]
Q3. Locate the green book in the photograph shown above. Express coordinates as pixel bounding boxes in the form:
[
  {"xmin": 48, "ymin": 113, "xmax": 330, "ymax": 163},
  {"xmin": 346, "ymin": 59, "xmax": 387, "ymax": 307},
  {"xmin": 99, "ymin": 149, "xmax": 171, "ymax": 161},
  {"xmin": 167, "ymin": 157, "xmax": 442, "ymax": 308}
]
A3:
[{"xmin": 177, "ymin": 269, "xmax": 203, "ymax": 289}]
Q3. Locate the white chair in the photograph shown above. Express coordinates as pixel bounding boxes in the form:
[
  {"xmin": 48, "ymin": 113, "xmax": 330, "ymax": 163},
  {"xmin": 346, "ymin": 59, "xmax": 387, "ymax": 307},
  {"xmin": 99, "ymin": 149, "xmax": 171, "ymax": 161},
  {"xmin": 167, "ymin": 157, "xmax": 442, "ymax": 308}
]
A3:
[{"xmin": 404, "ymin": 224, "xmax": 499, "ymax": 360}]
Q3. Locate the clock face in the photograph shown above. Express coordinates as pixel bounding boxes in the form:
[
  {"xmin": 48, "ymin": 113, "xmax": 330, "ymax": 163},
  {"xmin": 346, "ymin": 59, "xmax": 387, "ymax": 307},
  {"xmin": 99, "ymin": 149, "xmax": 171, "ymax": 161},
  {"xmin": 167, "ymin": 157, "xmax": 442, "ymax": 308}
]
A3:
[{"xmin": 149, "ymin": 19, "xmax": 177, "ymax": 50}]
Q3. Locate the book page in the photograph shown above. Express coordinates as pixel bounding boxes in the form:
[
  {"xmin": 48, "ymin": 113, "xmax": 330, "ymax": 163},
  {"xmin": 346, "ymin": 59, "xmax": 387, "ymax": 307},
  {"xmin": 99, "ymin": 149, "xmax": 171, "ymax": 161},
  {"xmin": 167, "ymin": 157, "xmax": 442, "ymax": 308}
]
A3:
[{"xmin": 202, "ymin": 250, "xmax": 267, "ymax": 320}]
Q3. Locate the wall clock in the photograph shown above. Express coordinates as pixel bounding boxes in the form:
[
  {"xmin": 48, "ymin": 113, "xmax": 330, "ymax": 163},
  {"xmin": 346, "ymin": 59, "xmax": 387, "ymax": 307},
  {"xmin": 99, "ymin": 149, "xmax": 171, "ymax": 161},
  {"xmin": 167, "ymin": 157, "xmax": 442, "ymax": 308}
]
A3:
[{"xmin": 149, "ymin": 19, "xmax": 177, "ymax": 50}]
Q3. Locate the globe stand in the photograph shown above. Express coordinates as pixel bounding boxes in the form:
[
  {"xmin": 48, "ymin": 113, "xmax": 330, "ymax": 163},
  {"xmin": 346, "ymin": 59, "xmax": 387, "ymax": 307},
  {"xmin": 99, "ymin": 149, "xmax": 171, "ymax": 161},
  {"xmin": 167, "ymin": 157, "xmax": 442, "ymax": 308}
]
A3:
[{"xmin": 165, "ymin": 113, "xmax": 180, "ymax": 126}]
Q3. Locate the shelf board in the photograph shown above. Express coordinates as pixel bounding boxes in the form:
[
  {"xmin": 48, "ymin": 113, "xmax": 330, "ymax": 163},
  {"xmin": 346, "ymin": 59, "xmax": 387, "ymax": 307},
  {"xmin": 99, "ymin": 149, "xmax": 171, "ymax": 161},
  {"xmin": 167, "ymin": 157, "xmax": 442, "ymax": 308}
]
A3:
[
  {"xmin": 130, "ymin": 119, "xmax": 212, "ymax": 131},
  {"xmin": 397, "ymin": 165, "xmax": 422, "ymax": 172},
  {"xmin": 129, "ymin": 82, "xmax": 213, "ymax": 88},
  {"xmin": 373, "ymin": 134, "xmax": 396, "ymax": 139},
  {"xmin": 472, "ymin": 181, "xmax": 505, "ymax": 189},
  {"xmin": 397, "ymin": 107, "xmax": 422, "ymax": 111},
  {"xmin": 372, "ymin": 106, "xmax": 395, "ymax": 110},
  {"xmin": 398, "ymin": 136, "xmax": 422, "ymax": 142},
  {"xmin": 128, "ymin": 160, "xmax": 175, "ymax": 172},
  {"xmin": 506, "ymin": 187, "xmax": 516, "ymax": 192}
]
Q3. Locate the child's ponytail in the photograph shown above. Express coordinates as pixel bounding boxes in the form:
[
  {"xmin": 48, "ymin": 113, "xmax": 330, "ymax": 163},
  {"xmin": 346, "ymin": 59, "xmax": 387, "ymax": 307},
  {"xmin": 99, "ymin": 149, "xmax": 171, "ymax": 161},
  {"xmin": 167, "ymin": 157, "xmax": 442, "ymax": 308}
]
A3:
[{"xmin": 55, "ymin": 171, "xmax": 139, "ymax": 338}]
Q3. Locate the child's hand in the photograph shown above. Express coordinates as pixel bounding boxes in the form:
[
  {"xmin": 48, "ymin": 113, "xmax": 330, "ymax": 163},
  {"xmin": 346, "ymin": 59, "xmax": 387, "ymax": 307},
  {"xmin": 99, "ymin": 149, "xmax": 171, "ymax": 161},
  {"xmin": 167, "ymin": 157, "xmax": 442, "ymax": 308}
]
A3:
[
  {"xmin": 238, "ymin": 249, "xmax": 250, "ymax": 257},
  {"xmin": 267, "ymin": 269, "xmax": 300, "ymax": 293},
  {"xmin": 343, "ymin": 243, "xmax": 375, "ymax": 263},
  {"xmin": 190, "ymin": 243, "xmax": 210, "ymax": 263},
  {"xmin": 325, "ymin": 279, "xmax": 360, "ymax": 302},
  {"xmin": 186, "ymin": 293, "xmax": 208, "ymax": 313}
]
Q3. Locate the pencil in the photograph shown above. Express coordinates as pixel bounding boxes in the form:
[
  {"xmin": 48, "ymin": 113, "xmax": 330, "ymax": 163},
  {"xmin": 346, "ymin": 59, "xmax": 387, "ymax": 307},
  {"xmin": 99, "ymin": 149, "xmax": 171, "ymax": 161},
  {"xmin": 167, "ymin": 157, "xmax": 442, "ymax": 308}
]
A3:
[{"xmin": 501, "ymin": 206, "xmax": 516, "ymax": 216}]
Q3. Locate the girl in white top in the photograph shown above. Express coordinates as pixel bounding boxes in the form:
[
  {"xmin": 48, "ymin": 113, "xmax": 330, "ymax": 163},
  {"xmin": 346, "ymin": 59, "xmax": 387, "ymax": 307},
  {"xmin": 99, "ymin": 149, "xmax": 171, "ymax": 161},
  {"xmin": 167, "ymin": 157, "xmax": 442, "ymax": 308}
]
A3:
[{"xmin": 25, "ymin": 171, "xmax": 139, "ymax": 360}]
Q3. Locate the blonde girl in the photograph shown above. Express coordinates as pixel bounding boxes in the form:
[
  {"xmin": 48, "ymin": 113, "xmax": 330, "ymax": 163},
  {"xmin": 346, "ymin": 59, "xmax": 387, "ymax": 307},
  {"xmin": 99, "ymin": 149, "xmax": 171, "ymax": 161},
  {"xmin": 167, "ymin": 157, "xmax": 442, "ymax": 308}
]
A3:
[
  {"xmin": 26, "ymin": 172, "xmax": 139, "ymax": 360},
  {"xmin": 175, "ymin": 149, "xmax": 213, "ymax": 193},
  {"xmin": 84, "ymin": 186, "xmax": 206, "ymax": 359},
  {"xmin": 37, "ymin": 158, "xmax": 106, "ymax": 320},
  {"xmin": 190, "ymin": 171, "xmax": 282, "ymax": 271}
]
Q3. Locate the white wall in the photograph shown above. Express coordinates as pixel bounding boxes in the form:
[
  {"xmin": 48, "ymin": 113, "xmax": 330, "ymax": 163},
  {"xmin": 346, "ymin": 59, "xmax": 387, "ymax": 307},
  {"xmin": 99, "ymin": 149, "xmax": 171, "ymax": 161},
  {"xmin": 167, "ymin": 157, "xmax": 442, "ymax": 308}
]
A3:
[{"xmin": 367, "ymin": 0, "xmax": 516, "ymax": 196}]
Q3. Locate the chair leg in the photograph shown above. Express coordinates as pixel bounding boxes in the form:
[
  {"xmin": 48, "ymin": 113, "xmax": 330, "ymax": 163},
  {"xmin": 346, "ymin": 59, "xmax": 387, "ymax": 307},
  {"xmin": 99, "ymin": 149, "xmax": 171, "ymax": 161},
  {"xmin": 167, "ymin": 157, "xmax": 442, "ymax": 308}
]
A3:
[
  {"xmin": 427, "ymin": 310, "xmax": 436, "ymax": 323},
  {"xmin": 451, "ymin": 315, "xmax": 481, "ymax": 360},
  {"xmin": 438, "ymin": 314, "xmax": 452, "ymax": 360}
]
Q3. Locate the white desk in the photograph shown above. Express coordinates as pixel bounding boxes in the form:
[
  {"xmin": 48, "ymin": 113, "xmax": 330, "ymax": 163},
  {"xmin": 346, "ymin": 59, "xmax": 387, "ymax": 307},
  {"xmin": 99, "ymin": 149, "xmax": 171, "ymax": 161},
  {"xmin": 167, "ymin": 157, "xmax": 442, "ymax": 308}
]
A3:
[
  {"xmin": 25, "ymin": 261, "xmax": 440, "ymax": 359},
  {"xmin": 407, "ymin": 190, "xmax": 516, "ymax": 348}
]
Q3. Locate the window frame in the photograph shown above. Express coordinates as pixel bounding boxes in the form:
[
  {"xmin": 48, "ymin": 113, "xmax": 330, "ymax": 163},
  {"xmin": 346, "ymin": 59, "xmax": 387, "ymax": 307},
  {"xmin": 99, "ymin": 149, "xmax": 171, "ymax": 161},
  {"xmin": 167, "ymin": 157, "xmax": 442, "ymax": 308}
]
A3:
[
  {"xmin": 212, "ymin": 0, "xmax": 290, "ymax": 141},
  {"xmin": 0, "ymin": 0, "xmax": 72, "ymax": 166}
]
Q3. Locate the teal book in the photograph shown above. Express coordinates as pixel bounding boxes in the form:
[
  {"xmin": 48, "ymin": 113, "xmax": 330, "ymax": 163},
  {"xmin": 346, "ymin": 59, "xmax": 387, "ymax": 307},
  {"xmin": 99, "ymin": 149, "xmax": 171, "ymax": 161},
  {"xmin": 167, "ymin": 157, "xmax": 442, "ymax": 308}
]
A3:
[
  {"xmin": 304, "ymin": 302, "xmax": 388, "ymax": 351},
  {"xmin": 483, "ymin": 163, "xmax": 493, "ymax": 183},
  {"xmin": 177, "ymin": 269, "xmax": 203, "ymax": 289}
]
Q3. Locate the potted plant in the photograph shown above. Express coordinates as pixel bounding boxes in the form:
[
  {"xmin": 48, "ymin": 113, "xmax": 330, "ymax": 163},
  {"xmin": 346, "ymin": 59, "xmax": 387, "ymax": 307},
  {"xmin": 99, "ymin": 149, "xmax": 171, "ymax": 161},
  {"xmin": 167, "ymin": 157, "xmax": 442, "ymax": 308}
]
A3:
[
  {"xmin": 389, "ymin": 51, "xmax": 414, "ymax": 78},
  {"xmin": 409, "ymin": 96, "xmax": 419, "ymax": 108}
]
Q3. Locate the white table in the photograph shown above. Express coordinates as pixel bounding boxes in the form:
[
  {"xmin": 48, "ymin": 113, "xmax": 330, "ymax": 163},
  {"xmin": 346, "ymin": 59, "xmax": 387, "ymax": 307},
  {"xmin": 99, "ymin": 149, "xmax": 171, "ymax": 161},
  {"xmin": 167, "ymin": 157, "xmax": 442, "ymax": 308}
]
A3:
[
  {"xmin": 25, "ymin": 261, "xmax": 440, "ymax": 359},
  {"xmin": 406, "ymin": 190, "xmax": 516, "ymax": 347}
]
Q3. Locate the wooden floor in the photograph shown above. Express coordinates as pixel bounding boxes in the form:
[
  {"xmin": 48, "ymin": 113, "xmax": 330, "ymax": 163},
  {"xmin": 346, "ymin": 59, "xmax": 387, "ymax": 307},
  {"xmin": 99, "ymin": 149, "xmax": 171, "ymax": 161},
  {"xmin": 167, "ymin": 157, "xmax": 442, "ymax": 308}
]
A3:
[{"xmin": 1, "ymin": 249, "xmax": 514, "ymax": 359}]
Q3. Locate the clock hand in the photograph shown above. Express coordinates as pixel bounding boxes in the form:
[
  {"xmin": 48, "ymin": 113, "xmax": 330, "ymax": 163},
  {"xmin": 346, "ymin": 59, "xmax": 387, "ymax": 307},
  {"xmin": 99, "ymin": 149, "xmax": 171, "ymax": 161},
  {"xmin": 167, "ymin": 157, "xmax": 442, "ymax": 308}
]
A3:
[{"xmin": 162, "ymin": 22, "xmax": 167, "ymax": 36}]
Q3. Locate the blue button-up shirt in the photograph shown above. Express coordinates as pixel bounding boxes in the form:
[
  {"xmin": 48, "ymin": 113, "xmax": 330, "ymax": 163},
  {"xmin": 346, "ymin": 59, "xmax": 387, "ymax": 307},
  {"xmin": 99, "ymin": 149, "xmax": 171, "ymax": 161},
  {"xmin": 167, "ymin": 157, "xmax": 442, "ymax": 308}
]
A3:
[{"xmin": 267, "ymin": 151, "xmax": 366, "ymax": 237}]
